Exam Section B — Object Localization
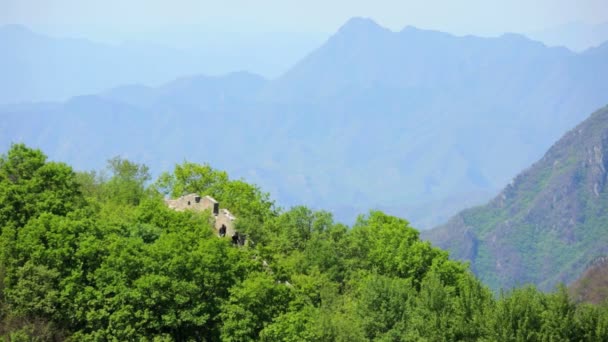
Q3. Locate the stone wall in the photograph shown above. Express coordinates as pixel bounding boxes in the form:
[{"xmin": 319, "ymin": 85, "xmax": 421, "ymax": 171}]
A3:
[
  {"xmin": 165, "ymin": 193, "xmax": 218, "ymax": 214},
  {"xmin": 216, "ymin": 208, "xmax": 237, "ymax": 237},
  {"xmin": 165, "ymin": 193, "xmax": 236, "ymax": 237}
]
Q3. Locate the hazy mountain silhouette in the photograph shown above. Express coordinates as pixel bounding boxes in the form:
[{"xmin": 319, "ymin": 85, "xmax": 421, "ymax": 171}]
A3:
[
  {"xmin": 0, "ymin": 24, "xmax": 324, "ymax": 104},
  {"xmin": 0, "ymin": 24, "xmax": 206, "ymax": 103},
  {"xmin": 527, "ymin": 21, "xmax": 608, "ymax": 52},
  {"xmin": 2, "ymin": 18, "xmax": 608, "ymax": 227}
]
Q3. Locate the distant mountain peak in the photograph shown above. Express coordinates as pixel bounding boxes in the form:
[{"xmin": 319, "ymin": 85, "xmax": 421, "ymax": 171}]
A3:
[
  {"xmin": 496, "ymin": 32, "xmax": 551, "ymax": 50},
  {"xmin": 399, "ymin": 25, "xmax": 422, "ymax": 33},
  {"xmin": 336, "ymin": 17, "xmax": 390, "ymax": 36},
  {"xmin": 499, "ymin": 32, "xmax": 532, "ymax": 40}
]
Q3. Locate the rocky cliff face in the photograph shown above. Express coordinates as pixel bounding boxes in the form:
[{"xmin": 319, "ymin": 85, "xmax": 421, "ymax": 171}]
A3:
[{"xmin": 423, "ymin": 105, "xmax": 608, "ymax": 292}]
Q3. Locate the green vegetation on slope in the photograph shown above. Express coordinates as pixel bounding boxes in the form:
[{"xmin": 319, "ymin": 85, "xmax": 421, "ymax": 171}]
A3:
[
  {"xmin": 1, "ymin": 144, "xmax": 608, "ymax": 341},
  {"xmin": 425, "ymin": 105, "xmax": 608, "ymax": 292}
]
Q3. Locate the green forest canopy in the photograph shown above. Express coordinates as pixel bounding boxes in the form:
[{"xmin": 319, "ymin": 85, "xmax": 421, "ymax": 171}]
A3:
[{"xmin": 0, "ymin": 144, "xmax": 607, "ymax": 341}]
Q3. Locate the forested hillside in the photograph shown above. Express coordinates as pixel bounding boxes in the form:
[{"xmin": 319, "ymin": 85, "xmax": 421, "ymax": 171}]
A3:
[
  {"xmin": 1, "ymin": 144, "xmax": 607, "ymax": 341},
  {"xmin": 425, "ymin": 105, "xmax": 608, "ymax": 292}
]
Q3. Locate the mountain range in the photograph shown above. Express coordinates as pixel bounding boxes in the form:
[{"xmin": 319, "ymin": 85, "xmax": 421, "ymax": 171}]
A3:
[
  {"xmin": 424, "ymin": 105, "xmax": 608, "ymax": 292},
  {"xmin": 2, "ymin": 17, "xmax": 608, "ymax": 227},
  {"xmin": 527, "ymin": 21, "xmax": 608, "ymax": 52},
  {"xmin": 0, "ymin": 24, "xmax": 325, "ymax": 104}
]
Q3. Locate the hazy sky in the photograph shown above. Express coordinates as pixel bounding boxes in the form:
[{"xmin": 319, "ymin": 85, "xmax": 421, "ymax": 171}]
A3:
[{"xmin": 2, "ymin": 0, "xmax": 608, "ymax": 42}]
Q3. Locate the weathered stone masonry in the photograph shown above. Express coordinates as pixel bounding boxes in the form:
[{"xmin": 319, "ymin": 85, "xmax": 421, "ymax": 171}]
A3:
[{"xmin": 165, "ymin": 193, "xmax": 237, "ymax": 238}]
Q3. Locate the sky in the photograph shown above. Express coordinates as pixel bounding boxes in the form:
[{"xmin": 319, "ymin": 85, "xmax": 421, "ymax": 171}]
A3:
[{"xmin": 2, "ymin": 0, "xmax": 608, "ymax": 44}]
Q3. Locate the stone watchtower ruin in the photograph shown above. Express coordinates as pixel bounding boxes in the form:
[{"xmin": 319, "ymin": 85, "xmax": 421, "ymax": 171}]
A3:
[{"xmin": 165, "ymin": 193, "xmax": 238, "ymax": 240}]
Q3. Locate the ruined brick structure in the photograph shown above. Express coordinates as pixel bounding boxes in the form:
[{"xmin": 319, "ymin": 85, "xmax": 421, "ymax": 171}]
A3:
[{"xmin": 165, "ymin": 193, "xmax": 237, "ymax": 238}]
